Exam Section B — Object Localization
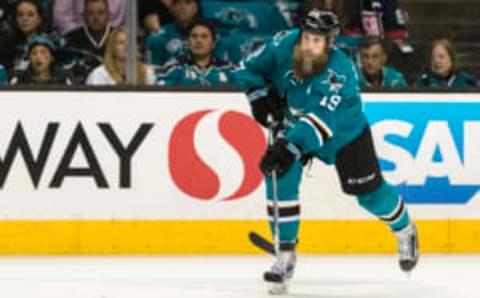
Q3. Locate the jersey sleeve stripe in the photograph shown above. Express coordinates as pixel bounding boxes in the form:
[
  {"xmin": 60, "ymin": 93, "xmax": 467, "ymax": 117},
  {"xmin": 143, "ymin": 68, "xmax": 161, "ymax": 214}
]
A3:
[
  {"xmin": 300, "ymin": 113, "xmax": 333, "ymax": 142},
  {"xmin": 299, "ymin": 118, "xmax": 324, "ymax": 146}
]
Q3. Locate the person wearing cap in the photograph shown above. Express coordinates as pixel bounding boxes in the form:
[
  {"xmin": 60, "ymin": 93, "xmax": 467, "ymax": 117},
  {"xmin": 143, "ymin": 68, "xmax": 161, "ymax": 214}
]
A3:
[
  {"xmin": 357, "ymin": 36, "xmax": 406, "ymax": 88},
  {"xmin": 9, "ymin": 34, "xmax": 73, "ymax": 85},
  {"xmin": 157, "ymin": 19, "xmax": 234, "ymax": 86},
  {"xmin": 234, "ymin": 8, "xmax": 419, "ymax": 294}
]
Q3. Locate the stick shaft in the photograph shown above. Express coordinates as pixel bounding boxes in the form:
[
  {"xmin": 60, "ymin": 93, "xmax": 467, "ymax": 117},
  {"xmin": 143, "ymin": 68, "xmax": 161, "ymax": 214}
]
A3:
[{"xmin": 268, "ymin": 125, "xmax": 280, "ymax": 255}]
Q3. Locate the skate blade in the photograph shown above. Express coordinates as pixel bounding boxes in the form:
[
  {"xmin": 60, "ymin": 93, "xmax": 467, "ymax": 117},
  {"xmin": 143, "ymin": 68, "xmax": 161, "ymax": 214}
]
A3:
[{"xmin": 267, "ymin": 281, "xmax": 288, "ymax": 295}]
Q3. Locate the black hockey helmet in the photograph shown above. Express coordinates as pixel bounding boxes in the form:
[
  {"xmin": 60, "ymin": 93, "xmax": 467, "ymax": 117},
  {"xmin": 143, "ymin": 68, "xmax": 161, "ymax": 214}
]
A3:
[{"xmin": 301, "ymin": 8, "xmax": 340, "ymax": 37}]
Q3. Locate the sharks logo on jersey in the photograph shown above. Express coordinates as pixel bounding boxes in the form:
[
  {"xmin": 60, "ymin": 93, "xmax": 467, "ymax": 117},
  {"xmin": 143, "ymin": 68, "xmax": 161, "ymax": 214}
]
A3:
[
  {"xmin": 166, "ymin": 38, "xmax": 186, "ymax": 56},
  {"xmin": 320, "ymin": 70, "xmax": 346, "ymax": 93},
  {"xmin": 214, "ymin": 8, "xmax": 258, "ymax": 30},
  {"xmin": 240, "ymin": 37, "xmax": 267, "ymax": 60}
]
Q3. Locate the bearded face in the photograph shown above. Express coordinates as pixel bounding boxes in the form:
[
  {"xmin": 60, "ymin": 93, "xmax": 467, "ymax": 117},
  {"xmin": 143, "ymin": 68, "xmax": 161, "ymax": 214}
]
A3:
[{"xmin": 293, "ymin": 31, "xmax": 330, "ymax": 79}]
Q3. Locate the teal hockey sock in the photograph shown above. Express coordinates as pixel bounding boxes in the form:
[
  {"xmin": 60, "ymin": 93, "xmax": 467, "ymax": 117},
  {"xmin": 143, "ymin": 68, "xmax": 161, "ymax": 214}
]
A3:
[
  {"xmin": 267, "ymin": 199, "xmax": 300, "ymax": 245},
  {"xmin": 356, "ymin": 180, "xmax": 411, "ymax": 232}
]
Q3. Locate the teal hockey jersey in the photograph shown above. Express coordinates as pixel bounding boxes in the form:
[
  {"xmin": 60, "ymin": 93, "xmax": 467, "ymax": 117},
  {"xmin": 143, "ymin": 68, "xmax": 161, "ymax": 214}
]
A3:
[
  {"xmin": 146, "ymin": 24, "xmax": 187, "ymax": 66},
  {"xmin": 0, "ymin": 65, "xmax": 7, "ymax": 85},
  {"xmin": 221, "ymin": 33, "xmax": 271, "ymax": 65},
  {"xmin": 201, "ymin": 1, "xmax": 290, "ymax": 36},
  {"xmin": 235, "ymin": 29, "xmax": 368, "ymax": 164},
  {"xmin": 415, "ymin": 71, "xmax": 478, "ymax": 88},
  {"xmin": 158, "ymin": 55, "xmax": 235, "ymax": 86}
]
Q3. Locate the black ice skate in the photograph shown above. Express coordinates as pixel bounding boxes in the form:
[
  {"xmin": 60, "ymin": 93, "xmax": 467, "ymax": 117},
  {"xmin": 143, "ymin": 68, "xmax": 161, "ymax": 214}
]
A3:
[
  {"xmin": 264, "ymin": 251, "xmax": 296, "ymax": 295},
  {"xmin": 395, "ymin": 223, "xmax": 419, "ymax": 273}
]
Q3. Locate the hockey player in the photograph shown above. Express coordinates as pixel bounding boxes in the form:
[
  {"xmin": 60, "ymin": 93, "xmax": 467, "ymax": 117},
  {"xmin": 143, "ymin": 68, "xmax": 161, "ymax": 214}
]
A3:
[{"xmin": 235, "ymin": 9, "xmax": 419, "ymax": 294}]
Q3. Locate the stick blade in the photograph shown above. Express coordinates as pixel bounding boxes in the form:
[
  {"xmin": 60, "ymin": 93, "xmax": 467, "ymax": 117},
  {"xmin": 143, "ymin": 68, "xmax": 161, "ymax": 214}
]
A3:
[{"xmin": 248, "ymin": 232, "xmax": 276, "ymax": 255}]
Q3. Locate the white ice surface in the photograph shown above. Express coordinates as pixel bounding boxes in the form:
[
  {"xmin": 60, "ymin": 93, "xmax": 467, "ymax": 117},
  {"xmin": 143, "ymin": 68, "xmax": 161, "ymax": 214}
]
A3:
[{"xmin": 0, "ymin": 255, "xmax": 478, "ymax": 298}]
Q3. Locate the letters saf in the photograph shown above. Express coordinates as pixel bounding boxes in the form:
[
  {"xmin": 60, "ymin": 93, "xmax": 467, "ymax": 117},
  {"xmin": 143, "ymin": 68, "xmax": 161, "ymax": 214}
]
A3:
[
  {"xmin": 0, "ymin": 122, "xmax": 153, "ymax": 189},
  {"xmin": 365, "ymin": 102, "xmax": 480, "ymax": 204}
]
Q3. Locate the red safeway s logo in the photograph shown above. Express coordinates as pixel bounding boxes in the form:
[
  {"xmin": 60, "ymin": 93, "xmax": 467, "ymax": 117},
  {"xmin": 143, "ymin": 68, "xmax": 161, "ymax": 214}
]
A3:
[{"xmin": 169, "ymin": 110, "xmax": 266, "ymax": 202}]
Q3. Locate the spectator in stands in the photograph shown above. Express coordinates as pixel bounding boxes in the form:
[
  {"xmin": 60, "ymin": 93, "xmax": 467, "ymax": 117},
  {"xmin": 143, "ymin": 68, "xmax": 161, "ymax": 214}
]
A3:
[
  {"xmin": 416, "ymin": 39, "xmax": 478, "ymax": 88},
  {"xmin": 62, "ymin": 0, "xmax": 112, "ymax": 58},
  {"xmin": 138, "ymin": 0, "xmax": 174, "ymax": 49},
  {"xmin": 60, "ymin": 0, "xmax": 113, "ymax": 82},
  {"xmin": 0, "ymin": 0, "xmax": 51, "ymax": 34},
  {"xmin": 53, "ymin": 0, "xmax": 126, "ymax": 35},
  {"xmin": 9, "ymin": 34, "xmax": 73, "ymax": 85},
  {"xmin": 349, "ymin": 0, "xmax": 413, "ymax": 54},
  {"xmin": 0, "ymin": 65, "xmax": 7, "ymax": 85},
  {"xmin": 86, "ymin": 28, "xmax": 155, "ymax": 85},
  {"xmin": 146, "ymin": 0, "xmax": 202, "ymax": 66},
  {"xmin": 0, "ymin": 0, "xmax": 45, "ymax": 71},
  {"xmin": 141, "ymin": 12, "xmax": 161, "ymax": 38},
  {"xmin": 358, "ymin": 36, "xmax": 406, "ymax": 88},
  {"xmin": 157, "ymin": 19, "xmax": 234, "ymax": 86},
  {"xmin": 139, "ymin": 0, "xmax": 174, "ymax": 35},
  {"xmin": 0, "ymin": 0, "xmax": 16, "ymax": 37}
]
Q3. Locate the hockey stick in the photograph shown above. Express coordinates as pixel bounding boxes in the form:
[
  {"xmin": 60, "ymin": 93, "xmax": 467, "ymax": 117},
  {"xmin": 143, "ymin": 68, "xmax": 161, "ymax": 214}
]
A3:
[
  {"xmin": 248, "ymin": 122, "xmax": 280, "ymax": 256},
  {"xmin": 248, "ymin": 231, "xmax": 275, "ymax": 255},
  {"xmin": 270, "ymin": 125, "xmax": 281, "ymax": 256}
]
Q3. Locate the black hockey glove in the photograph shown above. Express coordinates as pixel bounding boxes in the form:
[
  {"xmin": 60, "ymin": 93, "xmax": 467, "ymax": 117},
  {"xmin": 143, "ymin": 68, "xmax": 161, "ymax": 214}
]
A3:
[
  {"xmin": 247, "ymin": 86, "xmax": 287, "ymax": 127},
  {"xmin": 260, "ymin": 138, "xmax": 302, "ymax": 178}
]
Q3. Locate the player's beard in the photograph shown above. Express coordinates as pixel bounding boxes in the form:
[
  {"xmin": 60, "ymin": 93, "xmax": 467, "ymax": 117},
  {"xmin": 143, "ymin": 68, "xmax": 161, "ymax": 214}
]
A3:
[{"xmin": 292, "ymin": 44, "xmax": 329, "ymax": 79}]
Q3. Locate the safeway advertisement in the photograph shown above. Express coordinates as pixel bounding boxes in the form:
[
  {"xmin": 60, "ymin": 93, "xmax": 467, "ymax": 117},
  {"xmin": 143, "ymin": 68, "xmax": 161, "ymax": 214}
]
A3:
[{"xmin": 0, "ymin": 91, "xmax": 479, "ymax": 219}]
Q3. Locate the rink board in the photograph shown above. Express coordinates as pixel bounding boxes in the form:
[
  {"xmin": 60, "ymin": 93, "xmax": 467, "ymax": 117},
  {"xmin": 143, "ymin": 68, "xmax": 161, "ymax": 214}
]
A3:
[
  {"xmin": 0, "ymin": 91, "xmax": 479, "ymax": 254},
  {"xmin": 1, "ymin": 219, "xmax": 479, "ymax": 254}
]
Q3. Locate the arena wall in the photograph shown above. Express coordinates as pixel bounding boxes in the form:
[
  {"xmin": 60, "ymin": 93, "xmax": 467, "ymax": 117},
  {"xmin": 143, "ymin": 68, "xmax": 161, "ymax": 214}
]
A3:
[{"xmin": 0, "ymin": 91, "xmax": 479, "ymax": 254}]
